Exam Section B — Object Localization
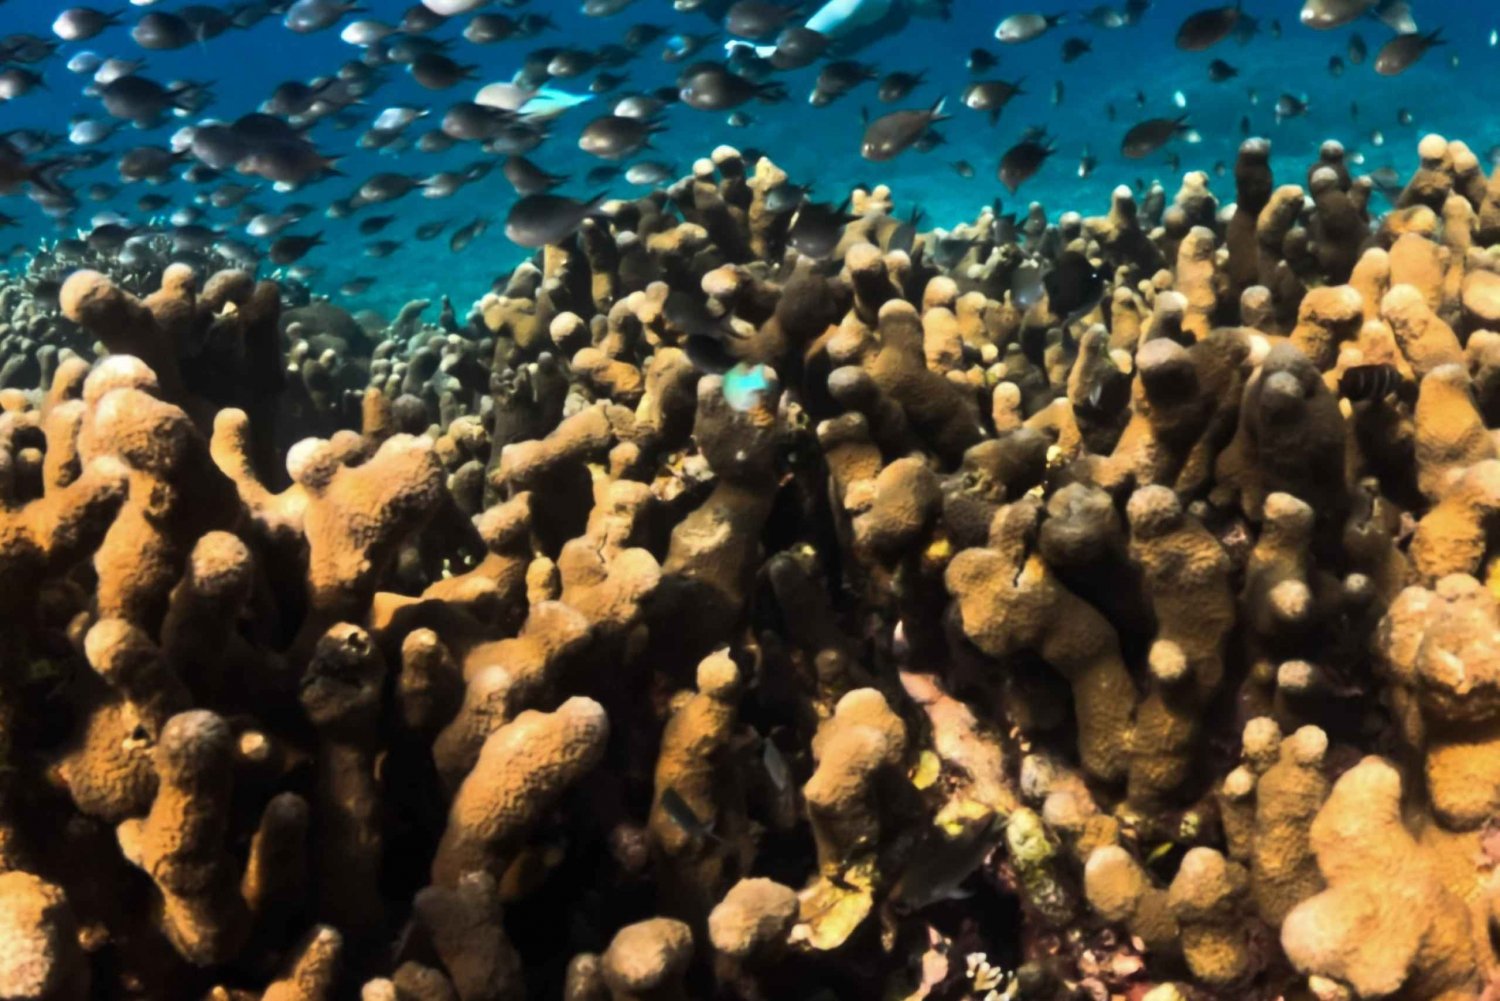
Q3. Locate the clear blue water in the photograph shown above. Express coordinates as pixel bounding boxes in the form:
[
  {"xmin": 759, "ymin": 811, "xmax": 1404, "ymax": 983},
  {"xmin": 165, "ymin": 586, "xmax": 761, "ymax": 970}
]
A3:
[{"xmin": 2, "ymin": 0, "xmax": 1497, "ymax": 318}]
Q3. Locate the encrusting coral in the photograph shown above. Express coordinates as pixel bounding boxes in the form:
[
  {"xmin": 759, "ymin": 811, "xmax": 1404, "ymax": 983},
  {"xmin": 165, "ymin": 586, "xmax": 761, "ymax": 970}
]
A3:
[{"xmin": 9, "ymin": 132, "xmax": 1500, "ymax": 1000}]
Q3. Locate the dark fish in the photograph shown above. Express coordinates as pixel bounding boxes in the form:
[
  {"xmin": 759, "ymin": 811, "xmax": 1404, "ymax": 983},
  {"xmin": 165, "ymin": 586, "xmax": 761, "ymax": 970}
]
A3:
[
  {"xmin": 1348, "ymin": 32, "xmax": 1367, "ymax": 63},
  {"xmin": 441, "ymin": 102, "xmax": 512, "ymax": 142},
  {"xmin": 787, "ymin": 195, "xmax": 854, "ymax": 259},
  {"xmin": 0, "ymin": 69, "xmax": 45, "ymax": 101},
  {"xmin": 1121, "ymin": 115, "xmax": 1190, "ymax": 158},
  {"xmin": 412, "ymin": 53, "xmax": 477, "ymax": 90},
  {"xmin": 658, "ymin": 787, "xmax": 722, "ymax": 843},
  {"xmin": 463, "ymin": 13, "xmax": 518, "ymax": 43},
  {"xmin": 624, "ymin": 160, "xmax": 674, "ymax": 185},
  {"xmin": 448, "ymin": 217, "xmax": 487, "ymax": 251},
  {"xmin": 0, "ymin": 34, "xmax": 59, "ymax": 64},
  {"xmin": 269, "ymin": 232, "xmax": 324, "ymax": 264},
  {"xmin": 725, "ymin": 0, "xmax": 801, "ymax": 39},
  {"xmin": 52, "ymin": 7, "xmax": 121, "ymax": 42},
  {"xmin": 284, "ymin": 0, "xmax": 362, "ymax": 34},
  {"xmin": 586, "ymin": 164, "xmax": 622, "ymax": 185},
  {"xmin": 118, "ymin": 146, "xmax": 183, "ymax": 183},
  {"xmin": 769, "ymin": 26, "xmax": 828, "ymax": 69},
  {"xmin": 762, "ymin": 738, "xmax": 791, "ymax": 792},
  {"xmin": 503, "ymin": 155, "xmax": 568, "ymax": 195},
  {"xmin": 1374, "ymin": 29, "xmax": 1443, "ymax": 76},
  {"xmin": 238, "ymin": 140, "xmax": 340, "ymax": 187},
  {"xmin": 662, "ymin": 31, "xmax": 719, "ymax": 63},
  {"xmin": 1207, "ymin": 58, "xmax": 1239, "ymax": 81},
  {"xmin": 811, "ymin": 61, "xmax": 876, "ymax": 104},
  {"xmin": 504, "ymin": 191, "xmax": 609, "ymax": 248},
  {"xmin": 1373, "ymin": 0, "xmax": 1414, "ymax": 33},
  {"xmin": 358, "ymin": 172, "xmax": 424, "ymax": 203},
  {"xmin": 578, "ymin": 114, "xmax": 660, "ymax": 159},
  {"xmin": 998, "ymin": 134, "xmax": 1056, "ymax": 192},
  {"xmin": 1274, "ymin": 93, "xmax": 1309, "ymax": 123},
  {"xmin": 1338, "ymin": 363, "xmax": 1410, "ymax": 402},
  {"xmin": 623, "ymin": 23, "xmax": 666, "ymax": 48},
  {"xmin": 763, "ymin": 181, "xmax": 810, "ymax": 213},
  {"xmin": 679, "ymin": 61, "xmax": 785, "ymax": 110},
  {"xmin": 132, "ymin": 12, "xmax": 198, "ymax": 50},
  {"xmin": 929, "ymin": 233, "xmax": 976, "ymax": 268},
  {"xmin": 1044, "ymin": 251, "xmax": 1107, "ymax": 318},
  {"xmin": 357, "ymin": 214, "xmax": 396, "ymax": 235},
  {"xmin": 967, "ymin": 48, "xmax": 997, "ymax": 73},
  {"xmin": 888, "ymin": 815, "xmax": 1003, "ymax": 914},
  {"xmin": 263, "ymin": 79, "xmax": 336, "ymax": 117},
  {"xmin": 590, "ymin": 72, "xmax": 628, "ymax": 94},
  {"xmin": 668, "ymin": 291, "xmax": 750, "ymax": 373},
  {"xmin": 100, "ymin": 76, "xmax": 195, "ymax": 127},
  {"xmin": 861, "ymin": 97, "xmax": 947, "ymax": 162},
  {"xmin": 1298, "ymin": 0, "xmax": 1374, "ymax": 29},
  {"xmin": 962, "ymin": 79, "xmax": 1024, "ymax": 125},
  {"xmin": 1083, "ymin": 4, "xmax": 1126, "ymax": 28},
  {"xmin": 995, "ymin": 12, "xmax": 1064, "ymax": 43},
  {"xmin": 951, "ymin": 159, "xmax": 975, "ymax": 178},
  {"xmin": 877, "ymin": 71, "xmax": 925, "ymax": 103},
  {"xmin": 1175, "ymin": 2, "xmax": 1242, "ymax": 51},
  {"xmin": 548, "ymin": 48, "xmax": 600, "ymax": 78},
  {"xmin": 340, "ymin": 276, "xmax": 376, "ymax": 295},
  {"xmin": 400, "ymin": 4, "xmax": 447, "ymax": 34},
  {"xmin": 1060, "ymin": 36, "xmax": 1092, "ymax": 62},
  {"xmin": 364, "ymin": 239, "xmax": 400, "ymax": 258}
]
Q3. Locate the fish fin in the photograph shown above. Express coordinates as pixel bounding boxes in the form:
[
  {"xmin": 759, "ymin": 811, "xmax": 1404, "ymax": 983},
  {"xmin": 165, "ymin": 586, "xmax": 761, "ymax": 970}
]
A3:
[{"xmin": 929, "ymin": 95, "xmax": 947, "ymax": 121}]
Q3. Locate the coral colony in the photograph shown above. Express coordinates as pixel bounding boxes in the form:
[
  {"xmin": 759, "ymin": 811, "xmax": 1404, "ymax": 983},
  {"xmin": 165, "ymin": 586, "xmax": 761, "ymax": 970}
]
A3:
[{"xmin": 9, "ymin": 130, "xmax": 1500, "ymax": 1001}]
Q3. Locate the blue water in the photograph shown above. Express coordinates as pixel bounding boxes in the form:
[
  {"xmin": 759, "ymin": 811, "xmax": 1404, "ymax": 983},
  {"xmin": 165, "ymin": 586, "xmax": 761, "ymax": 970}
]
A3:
[{"xmin": 2, "ymin": 0, "xmax": 1497, "ymax": 318}]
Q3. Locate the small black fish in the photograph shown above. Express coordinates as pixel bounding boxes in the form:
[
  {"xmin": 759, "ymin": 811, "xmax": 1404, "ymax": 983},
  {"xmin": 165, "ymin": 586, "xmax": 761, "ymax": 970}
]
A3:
[
  {"xmin": 762, "ymin": 738, "xmax": 791, "ymax": 792},
  {"xmin": 861, "ymin": 97, "xmax": 947, "ymax": 162},
  {"xmin": 951, "ymin": 159, "xmax": 975, "ymax": 178},
  {"xmin": 877, "ymin": 70, "xmax": 925, "ymax": 103},
  {"xmin": 269, "ymin": 232, "xmax": 324, "ymax": 265},
  {"xmin": 967, "ymin": 48, "xmax": 997, "ymax": 73},
  {"xmin": 888, "ymin": 815, "xmax": 1003, "ymax": 914},
  {"xmin": 999, "ymin": 135, "xmax": 1056, "ymax": 193},
  {"xmin": 1348, "ymin": 32, "xmax": 1367, "ymax": 64},
  {"xmin": 449, "ymin": 217, "xmax": 488, "ymax": 252},
  {"xmin": 659, "ymin": 787, "xmax": 723, "ymax": 843},
  {"xmin": 358, "ymin": 214, "xmax": 396, "ymax": 235},
  {"xmin": 1328, "ymin": 55, "xmax": 1345, "ymax": 77},
  {"xmin": 1375, "ymin": 28, "xmax": 1442, "ymax": 76},
  {"xmin": 1208, "ymin": 58, "xmax": 1239, "ymax": 81},
  {"xmin": 1338, "ymin": 363, "xmax": 1410, "ymax": 403},
  {"xmin": 962, "ymin": 78, "xmax": 1025, "ymax": 125},
  {"xmin": 787, "ymin": 195, "xmax": 855, "ymax": 259},
  {"xmin": 1175, "ymin": 2, "xmax": 1242, "ymax": 51},
  {"xmin": 1121, "ymin": 115, "xmax": 1190, "ymax": 158},
  {"xmin": 504, "ymin": 191, "xmax": 609, "ymax": 248},
  {"xmin": 1060, "ymin": 36, "xmax": 1092, "ymax": 62},
  {"xmin": 1044, "ymin": 250, "xmax": 1107, "ymax": 318}
]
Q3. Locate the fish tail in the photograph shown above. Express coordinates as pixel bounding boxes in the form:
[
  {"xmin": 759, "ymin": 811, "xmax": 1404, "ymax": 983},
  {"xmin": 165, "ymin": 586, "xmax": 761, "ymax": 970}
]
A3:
[
  {"xmin": 27, "ymin": 160, "xmax": 71, "ymax": 198},
  {"xmin": 929, "ymin": 95, "xmax": 948, "ymax": 121}
]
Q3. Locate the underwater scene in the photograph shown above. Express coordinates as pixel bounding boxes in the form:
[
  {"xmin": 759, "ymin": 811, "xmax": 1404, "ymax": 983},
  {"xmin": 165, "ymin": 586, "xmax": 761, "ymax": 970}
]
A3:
[{"xmin": 10, "ymin": 0, "xmax": 1500, "ymax": 998}]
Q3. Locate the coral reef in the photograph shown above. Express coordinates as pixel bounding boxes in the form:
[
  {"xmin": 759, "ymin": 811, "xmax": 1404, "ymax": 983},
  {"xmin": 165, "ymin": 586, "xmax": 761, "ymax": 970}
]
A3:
[{"xmin": 5, "ymin": 133, "xmax": 1500, "ymax": 1000}]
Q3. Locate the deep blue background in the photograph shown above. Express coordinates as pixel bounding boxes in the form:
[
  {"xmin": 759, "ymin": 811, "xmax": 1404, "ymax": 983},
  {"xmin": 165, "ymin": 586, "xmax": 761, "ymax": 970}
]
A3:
[{"xmin": 1, "ymin": 0, "xmax": 1497, "ymax": 316}]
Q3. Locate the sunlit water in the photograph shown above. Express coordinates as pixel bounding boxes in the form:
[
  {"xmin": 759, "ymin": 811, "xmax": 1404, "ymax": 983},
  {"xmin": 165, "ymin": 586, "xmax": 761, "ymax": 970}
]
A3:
[{"xmin": 1, "ymin": 0, "xmax": 1496, "ymax": 318}]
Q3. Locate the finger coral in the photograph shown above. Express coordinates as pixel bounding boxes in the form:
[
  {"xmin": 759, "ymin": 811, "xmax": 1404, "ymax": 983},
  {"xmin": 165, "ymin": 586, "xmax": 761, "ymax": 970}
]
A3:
[{"xmin": 6, "ymin": 134, "xmax": 1500, "ymax": 1001}]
